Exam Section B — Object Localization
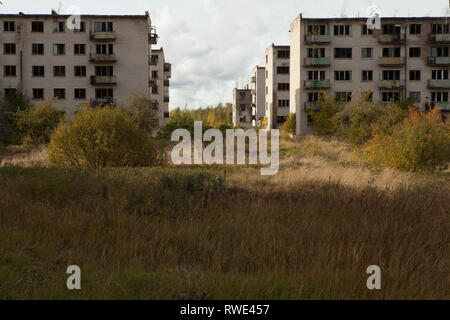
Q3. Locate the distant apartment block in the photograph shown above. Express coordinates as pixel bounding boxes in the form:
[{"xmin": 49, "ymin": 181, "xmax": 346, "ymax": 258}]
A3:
[
  {"xmin": 149, "ymin": 48, "xmax": 171, "ymax": 127},
  {"xmin": 0, "ymin": 11, "xmax": 170, "ymax": 126},
  {"xmin": 265, "ymin": 44, "xmax": 290, "ymax": 129},
  {"xmin": 250, "ymin": 66, "xmax": 266, "ymax": 126},
  {"xmin": 232, "ymin": 87, "xmax": 252, "ymax": 128},
  {"xmin": 290, "ymin": 14, "xmax": 450, "ymax": 136}
]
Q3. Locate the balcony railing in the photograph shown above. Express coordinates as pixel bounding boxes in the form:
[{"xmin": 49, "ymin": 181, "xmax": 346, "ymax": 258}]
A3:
[
  {"xmin": 304, "ymin": 34, "xmax": 331, "ymax": 43},
  {"xmin": 429, "ymin": 33, "xmax": 450, "ymax": 43},
  {"xmin": 379, "ymin": 33, "xmax": 406, "ymax": 44},
  {"xmin": 164, "ymin": 63, "xmax": 171, "ymax": 74},
  {"xmin": 90, "ymin": 31, "xmax": 116, "ymax": 41},
  {"xmin": 304, "ymin": 79, "xmax": 330, "ymax": 89},
  {"xmin": 304, "ymin": 102, "xmax": 321, "ymax": 112},
  {"xmin": 304, "ymin": 57, "xmax": 331, "ymax": 67},
  {"xmin": 378, "ymin": 79, "xmax": 405, "ymax": 89},
  {"xmin": 378, "ymin": 57, "xmax": 405, "ymax": 66},
  {"xmin": 428, "ymin": 79, "xmax": 450, "ymax": 89},
  {"xmin": 251, "ymin": 76, "xmax": 256, "ymax": 83},
  {"xmin": 90, "ymin": 98, "xmax": 117, "ymax": 107},
  {"xmin": 148, "ymin": 79, "xmax": 156, "ymax": 87},
  {"xmin": 89, "ymin": 53, "xmax": 116, "ymax": 63},
  {"xmin": 427, "ymin": 56, "xmax": 450, "ymax": 66},
  {"xmin": 149, "ymin": 32, "xmax": 158, "ymax": 44},
  {"xmin": 90, "ymin": 75, "xmax": 117, "ymax": 85}
]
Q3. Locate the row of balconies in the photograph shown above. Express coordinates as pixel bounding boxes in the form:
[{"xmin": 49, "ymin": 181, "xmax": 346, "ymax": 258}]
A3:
[
  {"xmin": 303, "ymin": 79, "xmax": 450, "ymax": 89},
  {"xmin": 305, "ymin": 101, "xmax": 450, "ymax": 111},
  {"xmin": 303, "ymin": 56, "xmax": 450, "ymax": 67},
  {"xmin": 304, "ymin": 33, "xmax": 450, "ymax": 44},
  {"xmin": 89, "ymin": 30, "xmax": 158, "ymax": 44}
]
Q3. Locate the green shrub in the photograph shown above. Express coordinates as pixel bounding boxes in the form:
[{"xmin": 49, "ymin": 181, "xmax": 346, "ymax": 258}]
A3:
[
  {"xmin": 308, "ymin": 91, "xmax": 343, "ymax": 134},
  {"xmin": 161, "ymin": 109, "xmax": 195, "ymax": 137},
  {"xmin": 283, "ymin": 114, "xmax": 296, "ymax": 135},
  {"xmin": 127, "ymin": 95, "xmax": 159, "ymax": 135},
  {"xmin": 0, "ymin": 90, "xmax": 30, "ymax": 146},
  {"xmin": 12, "ymin": 101, "xmax": 65, "ymax": 145},
  {"xmin": 362, "ymin": 108, "xmax": 450, "ymax": 172},
  {"xmin": 48, "ymin": 107, "xmax": 156, "ymax": 168}
]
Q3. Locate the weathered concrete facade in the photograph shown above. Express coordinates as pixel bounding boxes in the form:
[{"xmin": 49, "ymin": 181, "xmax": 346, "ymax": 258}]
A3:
[
  {"xmin": 0, "ymin": 11, "xmax": 170, "ymax": 126},
  {"xmin": 250, "ymin": 65, "xmax": 266, "ymax": 126},
  {"xmin": 232, "ymin": 87, "xmax": 252, "ymax": 128},
  {"xmin": 265, "ymin": 44, "xmax": 290, "ymax": 129},
  {"xmin": 149, "ymin": 48, "xmax": 171, "ymax": 127},
  {"xmin": 290, "ymin": 14, "xmax": 450, "ymax": 136}
]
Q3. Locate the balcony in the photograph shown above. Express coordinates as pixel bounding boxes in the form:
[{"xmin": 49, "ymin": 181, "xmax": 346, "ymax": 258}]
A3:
[
  {"xmin": 251, "ymin": 89, "xmax": 256, "ymax": 95},
  {"xmin": 378, "ymin": 79, "xmax": 405, "ymax": 89},
  {"xmin": 164, "ymin": 63, "xmax": 171, "ymax": 75},
  {"xmin": 90, "ymin": 76, "xmax": 117, "ymax": 85},
  {"xmin": 90, "ymin": 31, "xmax": 116, "ymax": 41},
  {"xmin": 427, "ymin": 56, "xmax": 450, "ymax": 66},
  {"xmin": 304, "ymin": 57, "xmax": 331, "ymax": 67},
  {"xmin": 429, "ymin": 33, "xmax": 450, "ymax": 43},
  {"xmin": 304, "ymin": 102, "xmax": 321, "ymax": 112},
  {"xmin": 90, "ymin": 98, "xmax": 117, "ymax": 107},
  {"xmin": 251, "ymin": 76, "xmax": 256, "ymax": 83},
  {"xmin": 148, "ymin": 79, "xmax": 156, "ymax": 87},
  {"xmin": 164, "ymin": 80, "xmax": 170, "ymax": 87},
  {"xmin": 378, "ymin": 33, "xmax": 406, "ymax": 44},
  {"xmin": 149, "ymin": 57, "xmax": 158, "ymax": 65},
  {"xmin": 304, "ymin": 34, "xmax": 331, "ymax": 44},
  {"xmin": 149, "ymin": 30, "xmax": 158, "ymax": 44},
  {"xmin": 304, "ymin": 79, "xmax": 330, "ymax": 89},
  {"xmin": 378, "ymin": 57, "xmax": 405, "ymax": 66},
  {"xmin": 433, "ymin": 102, "xmax": 450, "ymax": 111},
  {"xmin": 89, "ymin": 53, "xmax": 116, "ymax": 63},
  {"xmin": 428, "ymin": 79, "xmax": 450, "ymax": 89}
]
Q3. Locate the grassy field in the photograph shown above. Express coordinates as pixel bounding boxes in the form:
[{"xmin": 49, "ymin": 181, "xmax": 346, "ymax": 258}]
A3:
[{"xmin": 0, "ymin": 136, "xmax": 449, "ymax": 299}]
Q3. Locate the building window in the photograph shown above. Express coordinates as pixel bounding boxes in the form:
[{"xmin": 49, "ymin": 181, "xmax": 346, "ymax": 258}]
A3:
[
  {"xmin": 32, "ymin": 66, "xmax": 45, "ymax": 77},
  {"xmin": 4, "ymin": 88, "xmax": 17, "ymax": 96},
  {"xmin": 334, "ymin": 25, "xmax": 351, "ymax": 36},
  {"xmin": 3, "ymin": 43, "xmax": 16, "ymax": 55},
  {"xmin": 277, "ymin": 100, "xmax": 289, "ymax": 107},
  {"xmin": 431, "ymin": 23, "xmax": 450, "ymax": 34},
  {"xmin": 334, "ymin": 71, "xmax": 352, "ymax": 81},
  {"xmin": 431, "ymin": 47, "xmax": 450, "ymax": 57},
  {"xmin": 409, "ymin": 47, "xmax": 421, "ymax": 58},
  {"xmin": 308, "ymin": 70, "xmax": 326, "ymax": 81},
  {"xmin": 382, "ymin": 91, "xmax": 400, "ymax": 102},
  {"xmin": 74, "ymin": 88, "xmax": 86, "ymax": 100},
  {"xmin": 152, "ymin": 86, "xmax": 158, "ymax": 94},
  {"xmin": 432, "ymin": 70, "xmax": 449, "ymax": 80},
  {"xmin": 307, "ymin": 24, "xmax": 327, "ymax": 35},
  {"xmin": 307, "ymin": 47, "xmax": 326, "ymax": 58},
  {"xmin": 382, "ymin": 70, "xmax": 401, "ymax": 80},
  {"xmin": 409, "ymin": 70, "xmax": 421, "ymax": 81},
  {"xmin": 95, "ymin": 88, "xmax": 114, "ymax": 99},
  {"xmin": 54, "ymin": 88, "xmax": 66, "ymax": 100},
  {"xmin": 96, "ymin": 66, "xmax": 114, "ymax": 76},
  {"xmin": 74, "ymin": 21, "xmax": 86, "ymax": 32},
  {"xmin": 53, "ymin": 44, "xmax": 65, "ymax": 55},
  {"xmin": 361, "ymin": 24, "xmax": 373, "ymax": 35},
  {"xmin": 361, "ymin": 48, "xmax": 373, "ymax": 59},
  {"xmin": 74, "ymin": 66, "xmax": 86, "ymax": 77},
  {"xmin": 96, "ymin": 44, "xmax": 114, "ymax": 54},
  {"xmin": 431, "ymin": 92, "xmax": 449, "ymax": 103},
  {"xmin": 334, "ymin": 48, "xmax": 352, "ymax": 59},
  {"xmin": 32, "ymin": 43, "xmax": 44, "ymax": 55},
  {"xmin": 335, "ymin": 92, "xmax": 352, "ymax": 102},
  {"xmin": 277, "ymin": 83, "xmax": 290, "ymax": 91},
  {"xmin": 74, "ymin": 44, "xmax": 86, "ymax": 55},
  {"xmin": 33, "ymin": 88, "xmax": 44, "ymax": 100},
  {"xmin": 4, "ymin": 65, "xmax": 16, "ymax": 77},
  {"xmin": 94, "ymin": 22, "xmax": 113, "ymax": 32},
  {"xmin": 239, "ymin": 104, "xmax": 246, "ymax": 112},
  {"xmin": 31, "ymin": 21, "xmax": 44, "ymax": 32},
  {"xmin": 409, "ymin": 92, "xmax": 421, "ymax": 102},
  {"xmin": 382, "ymin": 24, "xmax": 401, "ymax": 35},
  {"xmin": 53, "ymin": 22, "xmax": 65, "ymax": 33},
  {"xmin": 239, "ymin": 92, "xmax": 246, "ymax": 99},
  {"xmin": 308, "ymin": 92, "xmax": 319, "ymax": 102},
  {"xmin": 4, "ymin": 21, "xmax": 16, "ymax": 32},
  {"xmin": 409, "ymin": 24, "xmax": 421, "ymax": 35},
  {"xmin": 277, "ymin": 66, "xmax": 289, "ymax": 74},
  {"xmin": 362, "ymin": 70, "xmax": 373, "ymax": 81},
  {"xmin": 382, "ymin": 47, "xmax": 401, "ymax": 57},
  {"xmin": 365, "ymin": 92, "xmax": 374, "ymax": 102},
  {"xmin": 152, "ymin": 70, "xmax": 158, "ymax": 79},
  {"xmin": 277, "ymin": 50, "xmax": 290, "ymax": 59},
  {"xmin": 277, "ymin": 116, "xmax": 287, "ymax": 124},
  {"xmin": 53, "ymin": 66, "xmax": 66, "ymax": 77}
]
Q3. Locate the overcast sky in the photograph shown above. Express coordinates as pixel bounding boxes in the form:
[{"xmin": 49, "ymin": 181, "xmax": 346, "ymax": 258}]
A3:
[{"xmin": 1, "ymin": 0, "xmax": 449, "ymax": 109}]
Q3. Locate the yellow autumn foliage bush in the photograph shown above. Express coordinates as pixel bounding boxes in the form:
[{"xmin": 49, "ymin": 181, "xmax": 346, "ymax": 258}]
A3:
[{"xmin": 362, "ymin": 108, "xmax": 450, "ymax": 172}]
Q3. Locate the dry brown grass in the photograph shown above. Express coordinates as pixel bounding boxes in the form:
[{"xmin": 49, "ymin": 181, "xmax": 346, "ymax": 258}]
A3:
[
  {"xmin": 0, "ymin": 145, "xmax": 48, "ymax": 168},
  {"xmin": 0, "ymin": 137, "xmax": 449, "ymax": 300}
]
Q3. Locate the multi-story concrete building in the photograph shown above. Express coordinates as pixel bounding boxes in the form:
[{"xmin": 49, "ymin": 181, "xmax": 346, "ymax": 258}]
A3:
[
  {"xmin": 232, "ymin": 87, "xmax": 252, "ymax": 128},
  {"xmin": 0, "ymin": 11, "xmax": 169, "ymax": 126},
  {"xmin": 290, "ymin": 14, "xmax": 450, "ymax": 136},
  {"xmin": 265, "ymin": 44, "xmax": 290, "ymax": 129},
  {"xmin": 149, "ymin": 47, "xmax": 171, "ymax": 127},
  {"xmin": 250, "ymin": 65, "xmax": 266, "ymax": 126}
]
